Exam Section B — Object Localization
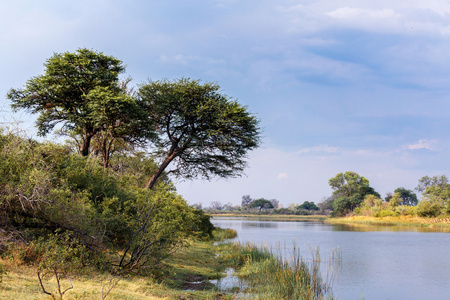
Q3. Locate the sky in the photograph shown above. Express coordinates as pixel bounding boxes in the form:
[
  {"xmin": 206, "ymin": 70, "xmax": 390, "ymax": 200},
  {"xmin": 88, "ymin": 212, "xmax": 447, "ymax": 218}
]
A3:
[{"xmin": 2, "ymin": 0, "xmax": 450, "ymax": 207}]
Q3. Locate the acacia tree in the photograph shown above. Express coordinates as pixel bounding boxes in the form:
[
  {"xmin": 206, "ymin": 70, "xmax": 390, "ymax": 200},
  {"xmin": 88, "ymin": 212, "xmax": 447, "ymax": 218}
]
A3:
[
  {"xmin": 298, "ymin": 201, "xmax": 319, "ymax": 211},
  {"xmin": 138, "ymin": 78, "xmax": 261, "ymax": 190},
  {"xmin": 7, "ymin": 49, "xmax": 153, "ymax": 163},
  {"xmin": 250, "ymin": 199, "xmax": 274, "ymax": 212}
]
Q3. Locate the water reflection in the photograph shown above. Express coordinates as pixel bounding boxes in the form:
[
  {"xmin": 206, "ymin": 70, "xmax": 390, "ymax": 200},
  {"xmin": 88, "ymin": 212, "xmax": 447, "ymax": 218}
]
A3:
[{"xmin": 242, "ymin": 221, "xmax": 278, "ymax": 228}]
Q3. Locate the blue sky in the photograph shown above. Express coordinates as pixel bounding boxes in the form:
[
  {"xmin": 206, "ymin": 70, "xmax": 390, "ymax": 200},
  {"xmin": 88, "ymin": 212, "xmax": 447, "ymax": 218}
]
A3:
[{"xmin": 2, "ymin": 0, "xmax": 450, "ymax": 207}]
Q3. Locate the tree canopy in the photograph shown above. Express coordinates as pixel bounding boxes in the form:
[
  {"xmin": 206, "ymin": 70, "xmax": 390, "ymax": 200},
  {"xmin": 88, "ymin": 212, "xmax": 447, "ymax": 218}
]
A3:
[
  {"xmin": 298, "ymin": 201, "xmax": 319, "ymax": 211},
  {"xmin": 416, "ymin": 175, "xmax": 449, "ymax": 193},
  {"xmin": 7, "ymin": 50, "xmax": 260, "ymax": 191},
  {"xmin": 250, "ymin": 199, "xmax": 274, "ymax": 211},
  {"xmin": 138, "ymin": 78, "xmax": 261, "ymax": 189},
  {"xmin": 7, "ymin": 49, "xmax": 154, "ymax": 163},
  {"xmin": 393, "ymin": 187, "xmax": 418, "ymax": 206},
  {"xmin": 328, "ymin": 171, "xmax": 380, "ymax": 216}
]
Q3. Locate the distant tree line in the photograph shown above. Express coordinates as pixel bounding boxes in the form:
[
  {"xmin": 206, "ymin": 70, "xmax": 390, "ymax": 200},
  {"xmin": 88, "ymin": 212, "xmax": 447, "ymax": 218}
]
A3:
[
  {"xmin": 202, "ymin": 171, "xmax": 450, "ymax": 219},
  {"xmin": 203, "ymin": 195, "xmax": 323, "ymax": 215},
  {"xmin": 322, "ymin": 171, "xmax": 450, "ymax": 218}
]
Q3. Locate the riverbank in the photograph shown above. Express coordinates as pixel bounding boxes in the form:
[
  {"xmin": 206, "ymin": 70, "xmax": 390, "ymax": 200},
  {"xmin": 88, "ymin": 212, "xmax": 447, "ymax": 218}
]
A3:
[
  {"xmin": 326, "ymin": 215, "xmax": 450, "ymax": 229},
  {"xmin": 211, "ymin": 213, "xmax": 328, "ymax": 221},
  {"xmin": 0, "ymin": 229, "xmax": 236, "ymax": 299},
  {"xmin": 0, "ymin": 227, "xmax": 335, "ymax": 299},
  {"xmin": 213, "ymin": 213, "xmax": 450, "ymax": 231}
]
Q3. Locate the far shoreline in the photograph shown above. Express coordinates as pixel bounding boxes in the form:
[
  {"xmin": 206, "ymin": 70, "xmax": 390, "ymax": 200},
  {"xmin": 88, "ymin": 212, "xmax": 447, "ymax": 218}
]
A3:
[{"xmin": 209, "ymin": 213, "xmax": 450, "ymax": 229}]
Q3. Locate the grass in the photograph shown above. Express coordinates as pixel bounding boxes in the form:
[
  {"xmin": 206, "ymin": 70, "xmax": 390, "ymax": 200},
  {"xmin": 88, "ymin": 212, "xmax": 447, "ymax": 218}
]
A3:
[
  {"xmin": 326, "ymin": 215, "xmax": 450, "ymax": 231},
  {"xmin": 217, "ymin": 242, "xmax": 340, "ymax": 300},
  {"xmin": 0, "ymin": 261, "xmax": 165, "ymax": 299},
  {"xmin": 1, "ymin": 227, "xmax": 336, "ymax": 299},
  {"xmin": 0, "ymin": 229, "xmax": 237, "ymax": 300}
]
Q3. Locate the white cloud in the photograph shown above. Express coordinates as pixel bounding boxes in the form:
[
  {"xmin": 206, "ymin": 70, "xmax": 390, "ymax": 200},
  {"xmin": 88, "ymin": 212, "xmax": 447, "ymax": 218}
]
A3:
[
  {"xmin": 298, "ymin": 145, "xmax": 339, "ymax": 155},
  {"xmin": 327, "ymin": 7, "xmax": 399, "ymax": 20},
  {"xmin": 405, "ymin": 139, "xmax": 437, "ymax": 151}
]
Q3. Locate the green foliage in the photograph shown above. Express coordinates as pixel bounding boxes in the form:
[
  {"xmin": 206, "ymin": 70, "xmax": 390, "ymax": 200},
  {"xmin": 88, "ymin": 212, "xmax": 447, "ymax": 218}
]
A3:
[
  {"xmin": 189, "ymin": 209, "xmax": 215, "ymax": 240},
  {"xmin": 212, "ymin": 228, "xmax": 237, "ymax": 242},
  {"xmin": 329, "ymin": 171, "xmax": 370, "ymax": 197},
  {"xmin": 416, "ymin": 175, "xmax": 449, "ymax": 193},
  {"xmin": 250, "ymin": 198, "xmax": 274, "ymax": 211},
  {"xmin": 138, "ymin": 78, "xmax": 261, "ymax": 189},
  {"xmin": 378, "ymin": 209, "xmax": 398, "ymax": 218},
  {"xmin": 389, "ymin": 193, "xmax": 402, "ymax": 208},
  {"xmin": 328, "ymin": 171, "xmax": 380, "ymax": 216},
  {"xmin": 113, "ymin": 184, "xmax": 203, "ymax": 275},
  {"xmin": 416, "ymin": 199, "xmax": 442, "ymax": 217},
  {"xmin": 394, "ymin": 187, "xmax": 418, "ymax": 206},
  {"xmin": 220, "ymin": 243, "xmax": 337, "ymax": 299},
  {"xmin": 363, "ymin": 194, "xmax": 380, "ymax": 207},
  {"xmin": 297, "ymin": 201, "xmax": 319, "ymax": 211},
  {"xmin": 0, "ymin": 127, "xmax": 215, "ymax": 280},
  {"xmin": 7, "ymin": 49, "xmax": 153, "ymax": 163},
  {"xmin": 36, "ymin": 231, "xmax": 91, "ymax": 299},
  {"xmin": 414, "ymin": 175, "xmax": 450, "ymax": 217}
]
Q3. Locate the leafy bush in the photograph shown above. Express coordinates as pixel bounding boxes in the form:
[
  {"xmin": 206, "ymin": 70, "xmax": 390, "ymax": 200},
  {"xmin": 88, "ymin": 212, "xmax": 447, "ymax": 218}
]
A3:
[
  {"xmin": 378, "ymin": 209, "xmax": 397, "ymax": 218},
  {"xmin": 417, "ymin": 199, "xmax": 442, "ymax": 217},
  {"xmin": 0, "ymin": 127, "xmax": 215, "ymax": 279}
]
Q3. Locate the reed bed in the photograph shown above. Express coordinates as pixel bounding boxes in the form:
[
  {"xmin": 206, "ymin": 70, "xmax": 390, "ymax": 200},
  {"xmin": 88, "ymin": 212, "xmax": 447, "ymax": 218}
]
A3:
[
  {"xmin": 219, "ymin": 242, "xmax": 341, "ymax": 299},
  {"xmin": 211, "ymin": 228, "xmax": 238, "ymax": 242}
]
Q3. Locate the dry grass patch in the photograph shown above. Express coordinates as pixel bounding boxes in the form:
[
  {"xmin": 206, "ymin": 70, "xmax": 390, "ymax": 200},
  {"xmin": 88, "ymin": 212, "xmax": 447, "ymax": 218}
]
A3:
[
  {"xmin": 0, "ymin": 262, "xmax": 166, "ymax": 300},
  {"xmin": 327, "ymin": 216, "xmax": 450, "ymax": 231}
]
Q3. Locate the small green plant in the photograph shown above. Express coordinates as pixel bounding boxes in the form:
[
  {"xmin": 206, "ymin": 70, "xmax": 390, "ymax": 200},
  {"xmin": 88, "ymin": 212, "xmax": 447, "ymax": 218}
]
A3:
[{"xmin": 36, "ymin": 231, "xmax": 89, "ymax": 299}]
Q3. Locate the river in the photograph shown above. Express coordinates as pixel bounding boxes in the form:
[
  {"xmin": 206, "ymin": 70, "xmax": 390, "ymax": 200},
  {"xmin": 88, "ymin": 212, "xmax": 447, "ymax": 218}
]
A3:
[{"xmin": 212, "ymin": 216, "xmax": 450, "ymax": 300}]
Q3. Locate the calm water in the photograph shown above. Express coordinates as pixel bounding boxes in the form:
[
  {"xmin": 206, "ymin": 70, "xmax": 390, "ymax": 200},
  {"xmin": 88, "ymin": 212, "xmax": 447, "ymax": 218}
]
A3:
[{"xmin": 212, "ymin": 216, "xmax": 450, "ymax": 300}]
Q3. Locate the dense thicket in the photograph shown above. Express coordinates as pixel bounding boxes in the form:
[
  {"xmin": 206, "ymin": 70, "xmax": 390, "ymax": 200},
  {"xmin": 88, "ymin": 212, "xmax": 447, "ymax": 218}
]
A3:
[{"xmin": 0, "ymin": 128, "xmax": 213, "ymax": 276}]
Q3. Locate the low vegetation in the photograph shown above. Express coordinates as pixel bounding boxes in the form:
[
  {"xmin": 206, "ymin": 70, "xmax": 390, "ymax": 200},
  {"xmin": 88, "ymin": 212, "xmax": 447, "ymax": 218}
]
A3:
[
  {"xmin": 0, "ymin": 126, "xmax": 218, "ymax": 298},
  {"xmin": 217, "ymin": 242, "xmax": 340, "ymax": 299}
]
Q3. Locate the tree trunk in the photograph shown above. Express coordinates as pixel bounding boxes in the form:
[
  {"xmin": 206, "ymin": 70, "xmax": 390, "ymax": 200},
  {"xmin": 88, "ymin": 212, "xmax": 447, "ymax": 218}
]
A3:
[
  {"xmin": 144, "ymin": 153, "xmax": 177, "ymax": 190},
  {"xmin": 80, "ymin": 132, "xmax": 94, "ymax": 156}
]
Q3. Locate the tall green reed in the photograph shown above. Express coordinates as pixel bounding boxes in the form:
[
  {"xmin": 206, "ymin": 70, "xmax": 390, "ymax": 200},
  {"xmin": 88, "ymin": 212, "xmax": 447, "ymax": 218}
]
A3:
[{"xmin": 220, "ymin": 242, "xmax": 341, "ymax": 299}]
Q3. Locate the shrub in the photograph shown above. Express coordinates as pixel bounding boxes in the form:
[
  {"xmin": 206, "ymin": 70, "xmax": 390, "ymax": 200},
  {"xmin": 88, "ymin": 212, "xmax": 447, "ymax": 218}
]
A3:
[
  {"xmin": 36, "ymin": 231, "xmax": 90, "ymax": 299},
  {"xmin": 417, "ymin": 199, "xmax": 442, "ymax": 217},
  {"xmin": 378, "ymin": 209, "xmax": 397, "ymax": 217}
]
